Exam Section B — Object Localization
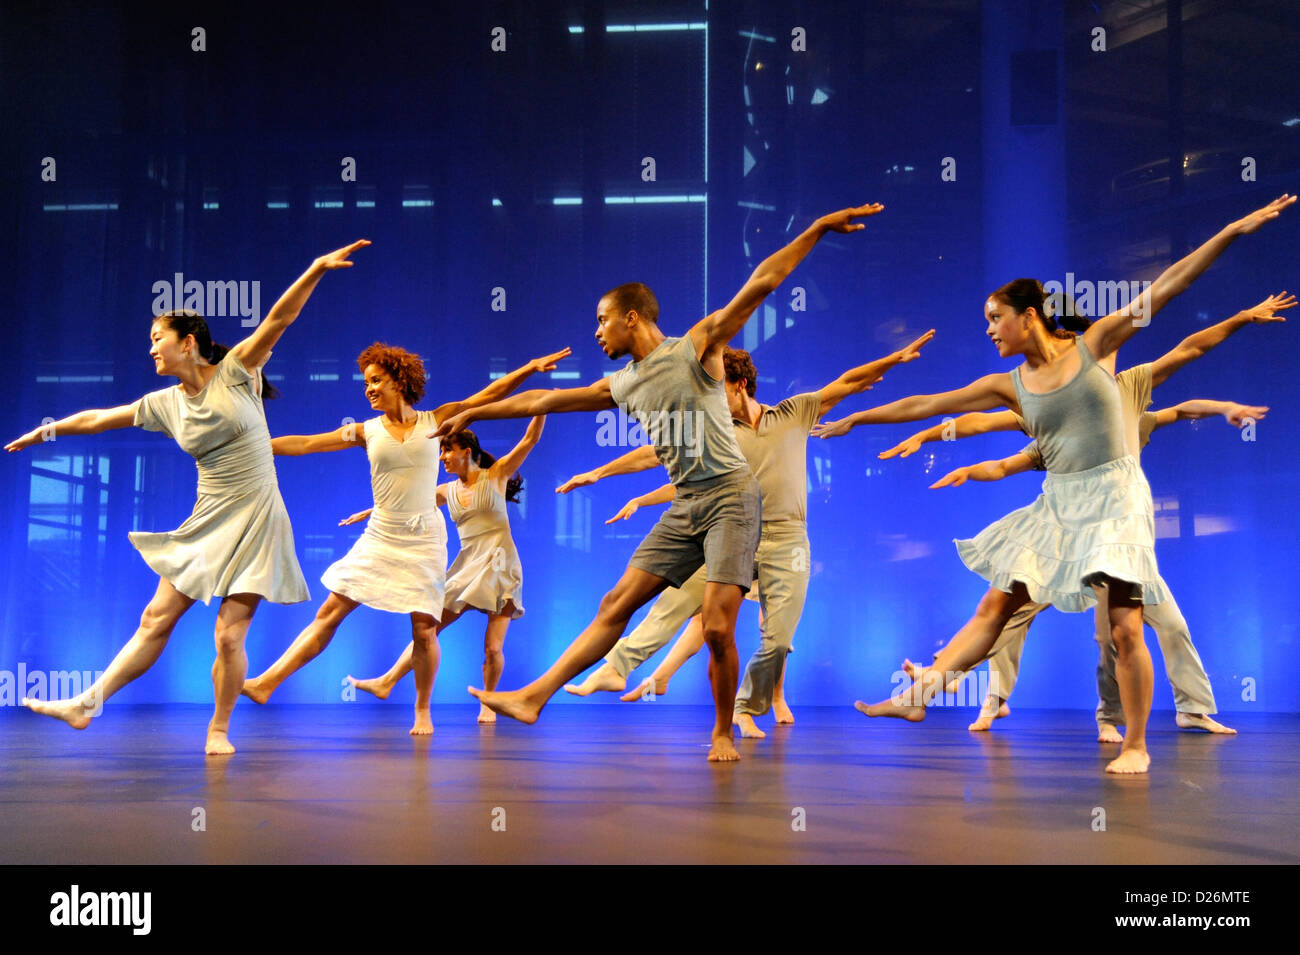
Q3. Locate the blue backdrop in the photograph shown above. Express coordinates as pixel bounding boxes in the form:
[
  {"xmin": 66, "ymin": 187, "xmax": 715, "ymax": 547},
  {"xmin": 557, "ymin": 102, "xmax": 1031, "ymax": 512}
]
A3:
[{"xmin": 3, "ymin": 0, "xmax": 1297, "ymax": 712}]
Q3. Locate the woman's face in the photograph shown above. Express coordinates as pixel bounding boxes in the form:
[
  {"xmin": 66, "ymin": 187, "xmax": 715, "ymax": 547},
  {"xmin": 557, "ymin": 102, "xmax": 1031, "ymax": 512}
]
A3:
[
  {"xmin": 984, "ymin": 297, "xmax": 1033, "ymax": 358},
  {"xmin": 362, "ymin": 364, "xmax": 403, "ymax": 414},
  {"xmin": 439, "ymin": 440, "xmax": 472, "ymax": 478},
  {"xmin": 149, "ymin": 321, "xmax": 192, "ymax": 376}
]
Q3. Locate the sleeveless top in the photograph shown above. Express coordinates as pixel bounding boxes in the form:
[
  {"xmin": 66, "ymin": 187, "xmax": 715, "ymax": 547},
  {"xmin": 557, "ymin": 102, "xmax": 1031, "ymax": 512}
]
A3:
[{"xmin": 363, "ymin": 409, "xmax": 444, "ymax": 535}]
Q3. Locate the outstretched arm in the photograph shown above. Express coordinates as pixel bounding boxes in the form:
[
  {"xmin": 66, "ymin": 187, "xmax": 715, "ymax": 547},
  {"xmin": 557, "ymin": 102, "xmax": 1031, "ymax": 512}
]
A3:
[
  {"xmin": 930, "ymin": 452, "xmax": 1036, "ymax": 489},
  {"xmin": 689, "ymin": 203, "xmax": 885, "ymax": 356},
  {"xmin": 877, "ymin": 410, "xmax": 1024, "ymax": 459},
  {"xmin": 1150, "ymin": 399, "xmax": 1269, "ymax": 432},
  {"xmin": 431, "ymin": 348, "xmax": 572, "ymax": 425},
  {"xmin": 606, "ymin": 483, "xmax": 677, "ymax": 524},
  {"xmin": 1084, "ymin": 195, "xmax": 1295, "ymax": 359},
  {"xmin": 271, "ymin": 425, "xmax": 365, "ymax": 456},
  {"xmin": 812, "ymin": 373, "xmax": 1017, "ymax": 438},
  {"xmin": 432, "ymin": 378, "xmax": 617, "ymax": 438},
  {"xmin": 6, "ymin": 402, "xmax": 140, "ymax": 452},
  {"xmin": 230, "ymin": 240, "xmax": 370, "ymax": 370},
  {"xmin": 492, "ymin": 416, "xmax": 546, "ymax": 480},
  {"xmin": 556, "ymin": 444, "xmax": 661, "ymax": 493},
  {"xmin": 1149, "ymin": 292, "xmax": 1293, "ymax": 386},
  {"xmin": 817, "ymin": 329, "xmax": 936, "ymax": 417}
]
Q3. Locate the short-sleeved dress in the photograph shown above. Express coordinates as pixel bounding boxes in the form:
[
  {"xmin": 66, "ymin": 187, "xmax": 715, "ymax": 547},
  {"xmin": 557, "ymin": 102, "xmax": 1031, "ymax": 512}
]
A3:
[
  {"xmin": 130, "ymin": 351, "xmax": 310, "ymax": 605},
  {"xmin": 443, "ymin": 475, "xmax": 524, "ymax": 618},
  {"xmin": 954, "ymin": 340, "xmax": 1166, "ymax": 613},
  {"xmin": 320, "ymin": 410, "xmax": 448, "ymax": 617}
]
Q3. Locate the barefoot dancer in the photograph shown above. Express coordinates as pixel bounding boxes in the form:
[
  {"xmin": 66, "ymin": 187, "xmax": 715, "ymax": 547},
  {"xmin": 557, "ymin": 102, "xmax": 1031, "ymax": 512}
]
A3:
[
  {"xmin": 347, "ymin": 419, "xmax": 545, "ymax": 725},
  {"xmin": 435, "ymin": 203, "xmax": 885, "ymax": 761},
  {"xmin": 854, "ymin": 294, "xmax": 1290, "ymax": 735},
  {"xmin": 6, "ymin": 240, "xmax": 369, "ymax": 754},
  {"xmin": 810, "ymin": 195, "xmax": 1293, "ymax": 774},
  {"xmin": 560, "ymin": 334, "xmax": 934, "ymax": 740},
  {"xmin": 241, "ymin": 347, "xmax": 567, "ymax": 736}
]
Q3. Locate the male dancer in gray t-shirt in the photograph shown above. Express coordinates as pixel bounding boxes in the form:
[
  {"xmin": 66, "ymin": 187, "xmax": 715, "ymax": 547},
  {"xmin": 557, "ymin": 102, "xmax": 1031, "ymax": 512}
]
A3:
[{"xmin": 434, "ymin": 202, "xmax": 883, "ymax": 760}]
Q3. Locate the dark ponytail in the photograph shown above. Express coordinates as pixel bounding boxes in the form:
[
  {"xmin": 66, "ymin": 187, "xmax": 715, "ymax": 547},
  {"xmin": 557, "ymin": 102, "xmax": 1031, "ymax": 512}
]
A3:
[
  {"xmin": 448, "ymin": 429, "xmax": 524, "ymax": 502},
  {"xmin": 991, "ymin": 278, "xmax": 1089, "ymax": 340},
  {"xmin": 157, "ymin": 309, "xmax": 280, "ymax": 400}
]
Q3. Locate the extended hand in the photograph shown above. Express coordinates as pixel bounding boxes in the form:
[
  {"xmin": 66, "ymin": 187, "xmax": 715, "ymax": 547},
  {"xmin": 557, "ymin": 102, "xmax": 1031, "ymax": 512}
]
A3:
[
  {"xmin": 894, "ymin": 329, "xmax": 936, "ymax": 363},
  {"xmin": 879, "ymin": 433, "xmax": 925, "ymax": 460},
  {"xmin": 556, "ymin": 471, "xmax": 597, "ymax": 494},
  {"xmin": 1224, "ymin": 403, "xmax": 1268, "ymax": 427},
  {"xmin": 605, "ymin": 499, "xmax": 641, "ymax": 524},
  {"xmin": 314, "ymin": 239, "xmax": 371, "ymax": 270},
  {"xmin": 929, "ymin": 466, "xmax": 973, "ymax": 489},
  {"xmin": 531, "ymin": 347, "xmax": 573, "ymax": 373},
  {"xmin": 811, "ymin": 418, "xmax": 853, "ymax": 439},
  {"xmin": 818, "ymin": 203, "xmax": 885, "ymax": 234},
  {"xmin": 1233, "ymin": 194, "xmax": 1295, "ymax": 235},
  {"xmin": 4, "ymin": 427, "xmax": 47, "ymax": 453},
  {"xmin": 1241, "ymin": 291, "xmax": 1295, "ymax": 323},
  {"xmin": 431, "ymin": 409, "xmax": 474, "ymax": 439},
  {"xmin": 339, "ymin": 510, "xmax": 372, "ymax": 526}
]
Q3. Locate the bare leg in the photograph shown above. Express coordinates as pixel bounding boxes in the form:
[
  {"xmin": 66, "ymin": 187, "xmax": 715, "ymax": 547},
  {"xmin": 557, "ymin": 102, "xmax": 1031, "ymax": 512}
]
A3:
[
  {"xmin": 208, "ymin": 593, "xmax": 260, "ymax": 755},
  {"xmin": 409, "ymin": 612, "xmax": 439, "ymax": 736},
  {"xmin": 620, "ymin": 614, "xmax": 707, "ymax": 701},
  {"xmin": 701, "ymin": 582, "xmax": 744, "ymax": 762},
  {"xmin": 772, "ymin": 650, "xmax": 794, "ymax": 724},
  {"xmin": 477, "ymin": 613, "xmax": 511, "ymax": 722},
  {"xmin": 242, "ymin": 592, "xmax": 360, "ymax": 703},
  {"xmin": 349, "ymin": 605, "xmax": 464, "ymax": 699},
  {"xmin": 470, "ymin": 566, "xmax": 670, "ymax": 723},
  {"xmin": 855, "ymin": 584, "xmax": 1031, "ymax": 722},
  {"xmin": 1105, "ymin": 580, "xmax": 1153, "ymax": 774},
  {"xmin": 25, "ymin": 576, "xmax": 195, "ymax": 729}
]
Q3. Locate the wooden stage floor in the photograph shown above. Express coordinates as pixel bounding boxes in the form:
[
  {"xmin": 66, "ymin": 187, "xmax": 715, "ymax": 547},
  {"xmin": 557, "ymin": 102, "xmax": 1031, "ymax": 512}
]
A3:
[{"xmin": 1, "ymin": 703, "xmax": 1296, "ymax": 865}]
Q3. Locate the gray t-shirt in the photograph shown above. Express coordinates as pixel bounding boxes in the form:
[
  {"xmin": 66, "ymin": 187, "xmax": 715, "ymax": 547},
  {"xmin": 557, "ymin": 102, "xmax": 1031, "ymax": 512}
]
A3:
[
  {"xmin": 733, "ymin": 392, "xmax": 822, "ymax": 522},
  {"xmin": 607, "ymin": 335, "xmax": 749, "ymax": 485},
  {"xmin": 1020, "ymin": 362, "xmax": 1155, "ymax": 469}
]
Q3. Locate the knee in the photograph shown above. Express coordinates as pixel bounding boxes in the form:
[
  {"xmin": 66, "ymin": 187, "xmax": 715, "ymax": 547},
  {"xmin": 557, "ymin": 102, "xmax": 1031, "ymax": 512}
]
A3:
[
  {"xmin": 701, "ymin": 622, "xmax": 735, "ymax": 653},
  {"xmin": 596, "ymin": 590, "xmax": 632, "ymax": 626},
  {"xmin": 213, "ymin": 627, "xmax": 245, "ymax": 658},
  {"xmin": 1110, "ymin": 622, "xmax": 1144, "ymax": 656},
  {"xmin": 139, "ymin": 603, "xmax": 176, "ymax": 641},
  {"xmin": 411, "ymin": 629, "xmax": 435, "ymax": 651}
]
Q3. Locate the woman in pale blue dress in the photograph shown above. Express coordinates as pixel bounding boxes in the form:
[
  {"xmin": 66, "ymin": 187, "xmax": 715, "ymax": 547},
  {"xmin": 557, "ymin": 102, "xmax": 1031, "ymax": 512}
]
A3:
[{"xmin": 5, "ymin": 240, "xmax": 369, "ymax": 754}]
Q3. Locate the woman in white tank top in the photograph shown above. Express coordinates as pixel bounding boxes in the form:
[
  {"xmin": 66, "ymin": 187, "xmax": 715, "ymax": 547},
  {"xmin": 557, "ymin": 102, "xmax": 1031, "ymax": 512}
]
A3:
[{"xmin": 242, "ymin": 345, "xmax": 566, "ymax": 737}]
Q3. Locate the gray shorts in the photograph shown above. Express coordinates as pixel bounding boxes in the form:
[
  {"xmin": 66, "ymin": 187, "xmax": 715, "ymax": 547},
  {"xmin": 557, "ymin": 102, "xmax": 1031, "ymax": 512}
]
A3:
[{"xmin": 628, "ymin": 469, "xmax": 760, "ymax": 590}]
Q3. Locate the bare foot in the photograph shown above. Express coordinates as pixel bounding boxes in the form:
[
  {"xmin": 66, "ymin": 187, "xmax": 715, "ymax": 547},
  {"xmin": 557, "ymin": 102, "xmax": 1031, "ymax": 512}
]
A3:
[
  {"xmin": 240, "ymin": 677, "xmax": 272, "ymax": 705},
  {"xmin": 1176, "ymin": 713, "xmax": 1236, "ymax": 735},
  {"xmin": 1105, "ymin": 747, "xmax": 1150, "ymax": 775},
  {"xmin": 708, "ymin": 735, "xmax": 741, "ymax": 762},
  {"xmin": 734, "ymin": 713, "xmax": 766, "ymax": 738},
  {"xmin": 468, "ymin": 686, "xmax": 540, "ymax": 724},
  {"xmin": 346, "ymin": 675, "xmax": 392, "ymax": 701},
  {"xmin": 477, "ymin": 704, "xmax": 497, "ymax": 724},
  {"xmin": 854, "ymin": 696, "xmax": 925, "ymax": 722},
  {"xmin": 903, "ymin": 658, "xmax": 963, "ymax": 695},
  {"xmin": 968, "ymin": 701, "xmax": 1010, "ymax": 732},
  {"xmin": 23, "ymin": 696, "xmax": 93, "ymax": 730},
  {"xmin": 619, "ymin": 675, "xmax": 668, "ymax": 702},
  {"xmin": 562, "ymin": 663, "xmax": 626, "ymax": 696},
  {"xmin": 205, "ymin": 725, "xmax": 236, "ymax": 756},
  {"xmin": 410, "ymin": 710, "xmax": 434, "ymax": 736},
  {"xmin": 1097, "ymin": 722, "xmax": 1124, "ymax": 743},
  {"xmin": 772, "ymin": 698, "xmax": 794, "ymax": 724}
]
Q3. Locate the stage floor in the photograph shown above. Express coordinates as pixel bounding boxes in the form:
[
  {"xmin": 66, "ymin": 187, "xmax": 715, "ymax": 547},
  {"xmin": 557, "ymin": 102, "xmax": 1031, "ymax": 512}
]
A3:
[{"xmin": 1, "ymin": 703, "xmax": 1296, "ymax": 865}]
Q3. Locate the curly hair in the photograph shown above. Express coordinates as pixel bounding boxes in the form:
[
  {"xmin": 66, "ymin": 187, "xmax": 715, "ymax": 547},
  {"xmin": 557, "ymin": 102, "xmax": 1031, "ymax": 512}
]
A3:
[
  {"xmin": 723, "ymin": 348, "xmax": 758, "ymax": 398},
  {"xmin": 356, "ymin": 342, "xmax": 427, "ymax": 404}
]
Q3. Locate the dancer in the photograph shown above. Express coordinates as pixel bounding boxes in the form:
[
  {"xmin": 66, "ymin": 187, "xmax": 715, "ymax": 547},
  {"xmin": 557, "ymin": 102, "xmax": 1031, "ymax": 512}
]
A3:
[
  {"xmin": 560, "ymin": 334, "xmax": 934, "ymax": 739},
  {"xmin": 241, "ymin": 346, "xmax": 566, "ymax": 736},
  {"xmin": 346, "ymin": 418, "xmax": 545, "ymax": 725},
  {"xmin": 434, "ymin": 202, "xmax": 886, "ymax": 761},
  {"xmin": 827, "ymin": 292, "xmax": 1290, "ymax": 735},
  {"xmin": 809, "ymin": 195, "xmax": 1292, "ymax": 773},
  {"xmin": 7, "ymin": 240, "xmax": 369, "ymax": 753}
]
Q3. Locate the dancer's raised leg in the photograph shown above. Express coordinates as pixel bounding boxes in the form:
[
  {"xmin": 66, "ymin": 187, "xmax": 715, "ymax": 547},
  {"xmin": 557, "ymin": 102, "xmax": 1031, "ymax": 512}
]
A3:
[
  {"xmin": 477, "ymin": 612, "xmax": 511, "ymax": 722},
  {"xmin": 409, "ymin": 612, "xmax": 439, "ymax": 736},
  {"xmin": 349, "ymin": 605, "xmax": 464, "ymax": 700},
  {"xmin": 1104, "ymin": 579, "xmax": 1153, "ymax": 774},
  {"xmin": 471, "ymin": 566, "xmax": 670, "ymax": 722},
  {"xmin": 701, "ymin": 581, "xmax": 744, "ymax": 761},
  {"xmin": 208, "ymin": 593, "xmax": 260, "ymax": 755},
  {"xmin": 25, "ymin": 576, "xmax": 195, "ymax": 729},
  {"xmin": 243, "ymin": 592, "xmax": 360, "ymax": 703}
]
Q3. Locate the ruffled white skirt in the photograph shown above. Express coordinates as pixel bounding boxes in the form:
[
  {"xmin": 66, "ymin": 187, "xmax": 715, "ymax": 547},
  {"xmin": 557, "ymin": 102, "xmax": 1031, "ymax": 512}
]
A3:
[
  {"xmin": 321, "ymin": 509, "xmax": 447, "ymax": 617},
  {"xmin": 954, "ymin": 455, "xmax": 1167, "ymax": 613}
]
